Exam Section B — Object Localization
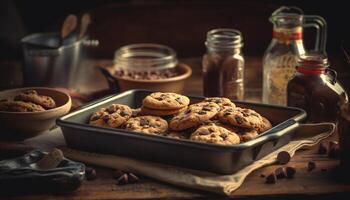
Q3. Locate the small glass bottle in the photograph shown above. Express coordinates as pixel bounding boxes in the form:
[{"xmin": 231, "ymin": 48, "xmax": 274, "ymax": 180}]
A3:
[
  {"xmin": 202, "ymin": 28, "xmax": 244, "ymax": 100},
  {"xmin": 287, "ymin": 53, "xmax": 348, "ymax": 123}
]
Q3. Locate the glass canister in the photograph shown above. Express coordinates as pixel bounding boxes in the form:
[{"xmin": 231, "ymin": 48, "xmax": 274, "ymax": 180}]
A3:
[
  {"xmin": 262, "ymin": 6, "xmax": 327, "ymax": 105},
  {"xmin": 202, "ymin": 28, "xmax": 244, "ymax": 100},
  {"xmin": 287, "ymin": 53, "xmax": 348, "ymax": 123}
]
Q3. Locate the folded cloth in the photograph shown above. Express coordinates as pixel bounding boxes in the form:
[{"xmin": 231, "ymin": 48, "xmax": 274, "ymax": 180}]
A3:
[{"xmin": 58, "ymin": 123, "xmax": 335, "ymax": 196}]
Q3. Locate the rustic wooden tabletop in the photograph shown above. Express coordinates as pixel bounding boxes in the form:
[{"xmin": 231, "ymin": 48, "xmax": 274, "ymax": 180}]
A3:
[{"xmin": 1, "ymin": 58, "xmax": 350, "ymax": 199}]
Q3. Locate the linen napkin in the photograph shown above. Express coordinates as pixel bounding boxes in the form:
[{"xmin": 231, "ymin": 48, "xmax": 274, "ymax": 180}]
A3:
[{"xmin": 54, "ymin": 123, "xmax": 335, "ymax": 195}]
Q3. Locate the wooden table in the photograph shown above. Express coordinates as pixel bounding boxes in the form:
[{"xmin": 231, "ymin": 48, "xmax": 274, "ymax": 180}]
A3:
[{"xmin": 1, "ymin": 58, "xmax": 350, "ymax": 199}]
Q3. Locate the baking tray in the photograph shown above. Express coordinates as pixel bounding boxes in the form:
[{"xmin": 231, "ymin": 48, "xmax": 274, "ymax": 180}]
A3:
[{"xmin": 57, "ymin": 90, "xmax": 306, "ymax": 174}]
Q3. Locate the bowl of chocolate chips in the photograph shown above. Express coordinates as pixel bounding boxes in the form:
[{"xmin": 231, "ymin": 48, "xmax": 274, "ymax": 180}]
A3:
[{"xmin": 100, "ymin": 43, "xmax": 192, "ymax": 93}]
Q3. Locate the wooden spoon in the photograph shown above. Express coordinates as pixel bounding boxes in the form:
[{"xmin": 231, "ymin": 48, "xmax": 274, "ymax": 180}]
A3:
[
  {"xmin": 78, "ymin": 13, "xmax": 92, "ymax": 40},
  {"xmin": 60, "ymin": 14, "xmax": 78, "ymax": 46}
]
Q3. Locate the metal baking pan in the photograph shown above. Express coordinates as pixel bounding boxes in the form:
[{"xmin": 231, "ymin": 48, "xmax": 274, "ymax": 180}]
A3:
[{"xmin": 57, "ymin": 90, "xmax": 306, "ymax": 174}]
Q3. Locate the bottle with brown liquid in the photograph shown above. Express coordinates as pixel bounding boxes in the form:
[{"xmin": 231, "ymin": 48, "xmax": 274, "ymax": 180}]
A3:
[
  {"xmin": 202, "ymin": 28, "xmax": 244, "ymax": 100},
  {"xmin": 287, "ymin": 53, "xmax": 348, "ymax": 123}
]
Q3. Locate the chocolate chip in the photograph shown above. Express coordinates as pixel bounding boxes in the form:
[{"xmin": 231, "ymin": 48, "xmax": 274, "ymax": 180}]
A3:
[
  {"xmin": 242, "ymin": 112, "xmax": 249, "ymax": 117},
  {"xmin": 208, "ymin": 127, "xmax": 215, "ymax": 132},
  {"xmin": 120, "ymin": 110, "xmax": 129, "ymax": 117},
  {"xmin": 235, "ymin": 116, "xmax": 244, "ymax": 124},
  {"xmin": 107, "ymin": 106, "xmax": 116, "ymax": 113},
  {"xmin": 128, "ymin": 173, "xmax": 139, "ymax": 183},
  {"xmin": 203, "ymin": 107, "xmax": 212, "ymax": 111},
  {"xmin": 307, "ymin": 161, "xmax": 316, "ymax": 172},
  {"xmin": 285, "ymin": 166, "xmax": 296, "ymax": 178},
  {"xmin": 223, "ymin": 112, "xmax": 231, "ymax": 116},
  {"xmin": 277, "ymin": 151, "xmax": 291, "ymax": 165},
  {"xmin": 90, "ymin": 114, "xmax": 100, "ymax": 121},
  {"xmin": 102, "ymin": 115, "xmax": 110, "ymax": 123},
  {"xmin": 155, "ymin": 97, "xmax": 163, "ymax": 101},
  {"xmin": 265, "ymin": 173, "xmax": 276, "ymax": 184},
  {"xmin": 185, "ymin": 109, "xmax": 192, "ymax": 114},
  {"xmin": 139, "ymin": 118, "xmax": 149, "ymax": 126},
  {"xmin": 175, "ymin": 97, "xmax": 183, "ymax": 104},
  {"xmin": 328, "ymin": 141, "xmax": 340, "ymax": 159},
  {"xmin": 318, "ymin": 142, "xmax": 327, "ymax": 155},
  {"xmin": 199, "ymin": 129, "xmax": 210, "ymax": 135},
  {"xmin": 210, "ymin": 134, "xmax": 216, "ymax": 138},
  {"xmin": 85, "ymin": 167, "xmax": 97, "ymax": 180},
  {"xmin": 198, "ymin": 111, "xmax": 207, "ymax": 115},
  {"xmin": 275, "ymin": 167, "xmax": 286, "ymax": 179},
  {"xmin": 116, "ymin": 174, "xmax": 128, "ymax": 185},
  {"xmin": 220, "ymin": 133, "xmax": 228, "ymax": 139}
]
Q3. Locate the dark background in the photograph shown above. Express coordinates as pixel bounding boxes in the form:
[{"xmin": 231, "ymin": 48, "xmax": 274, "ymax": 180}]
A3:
[{"xmin": 0, "ymin": 0, "xmax": 349, "ymax": 90}]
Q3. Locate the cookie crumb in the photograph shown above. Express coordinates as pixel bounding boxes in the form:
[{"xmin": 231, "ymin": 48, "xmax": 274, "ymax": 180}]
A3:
[
  {"xmin": 275, "ymin": 167, "xmax": 286, "ymax": 179},
  {"xmin": 286, "ymin": 166, "xmax": 296, "ymax": 178}
]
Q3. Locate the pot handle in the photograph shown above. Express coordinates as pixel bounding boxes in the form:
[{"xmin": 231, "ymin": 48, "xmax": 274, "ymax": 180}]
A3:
[{"xmin": 99, "ymin": 66, "xmax": 120, "ymax": 92}]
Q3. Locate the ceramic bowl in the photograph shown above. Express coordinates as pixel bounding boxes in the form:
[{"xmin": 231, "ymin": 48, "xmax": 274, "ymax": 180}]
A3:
[
  {"xmin": 99, "ymin": 63, "xmax": 192, "ymax": 94},
  {"xmin": 0, "ymin": 87, "xmax": 71, "ymax": 139}
]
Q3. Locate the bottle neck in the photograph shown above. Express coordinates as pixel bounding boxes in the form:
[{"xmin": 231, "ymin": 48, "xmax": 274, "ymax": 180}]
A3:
[{"xmin": 273, "ymin": 26, "xmax": 302, "ymax": 43}]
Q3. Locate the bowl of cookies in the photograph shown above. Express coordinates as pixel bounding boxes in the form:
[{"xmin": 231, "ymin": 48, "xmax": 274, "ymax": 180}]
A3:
[{"xmin": 0, "ymin": 87, "xmax": 71, "ymax": 139}]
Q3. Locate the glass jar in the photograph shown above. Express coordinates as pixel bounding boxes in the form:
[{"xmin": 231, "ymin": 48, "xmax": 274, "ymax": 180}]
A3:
[
  {"xmin": 262, "ymin": 6, "xmax": 327, "ymax": 105},
  {"xmin": 202, "ymin": 28, "xmax": 244, "ymax": 100},
  {"xmin": 287, "ymin": 53, "xmax": 348, "ymax": 123}
]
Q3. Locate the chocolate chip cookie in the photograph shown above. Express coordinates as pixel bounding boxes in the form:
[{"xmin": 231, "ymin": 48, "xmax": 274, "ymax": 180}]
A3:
[
  {"xmin": 125, "ymin": 116, "xmax": 168, "ymax": 134},
  {"xmin": 190, "ymin": 124, "xmax": 240, "ymax": 145},
  {"xmin": 0, "ymin": 100, "xmax": 45, "ymax": 112},
  {"xmin": 14, "ymin": 90, "xmax": 56, "ymax": 109},
  {"xmin": 169, "ymin": 102, "xmax": 220, "ymax": 131},
  {"xmin": 236, "ymin": 128, "xmax": 259, "ymax": 142},
  {"xmin": 142, "ymin": 92, "xmax": 190, "ymax": 110},
  {"xmin": 256, "ymin": 116, "xmax": 272, "ymax": 133},
  {"xmin": 140, "ymin": 106, "xmax": 187, "ymax": 116},
  {"xmin": 218, "ymin": 107, "xmax": 263, "ymax": 129},
  {"xmin": 203, "ymin": 97, "xmax": 235, "ymax": 110},
  {"xmin": 89, "ymin": 104, "xmax": 132, "ymax": 128}
]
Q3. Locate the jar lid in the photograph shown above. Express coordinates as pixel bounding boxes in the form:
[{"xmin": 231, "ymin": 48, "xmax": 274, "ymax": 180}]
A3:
[
  {"xmin": 205, "ymin": 28, "xmax": 243, "ymax": 51},
  {"xmin": 114, "ymin": 43, "xmax": 178, "ymax": 72},
  {"xmin": 297, "ymin": 52, "xmax": 329, "ymax": 69}
]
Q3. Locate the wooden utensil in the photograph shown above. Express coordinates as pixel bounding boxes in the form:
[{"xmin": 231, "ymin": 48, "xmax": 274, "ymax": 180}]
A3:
[
  {"xmin": 78, "ymin": 13, "xmax": 92, "ymax": 40},
  {"xmin": 60, "ymin": 14, "xmax": 78, "ymax": 46}
]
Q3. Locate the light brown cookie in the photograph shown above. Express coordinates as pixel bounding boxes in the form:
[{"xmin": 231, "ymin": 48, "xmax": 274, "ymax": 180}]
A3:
[
  {"xmin": 256, "ymin": 116, "xmax": 273, "ymax": 133},
  {"xmin": 218, "ymin": 107, "xmax": 263, "ymax": 129},
  {"xmin": 89, "ymin": 104, "xmax": 132, "ymax": 128},
  {"xmin": 131, "ymin": 108, "xmax": 141, "ymax": 117},
  {"xmin": 190, "ymin": 124, "xmax": 240, "ymax": 145},
  {"xmin": 0, "ymin": 100, "xmax": 45, "ymax": 112},
  {"xmin": 169, "ymin": 102, "xmax": 220, "ymax": 131},
  {"xmin": 236, "ymin": 128, "xmax": 259, "ymax": 142},
  {"xmin": 142, "ymin": 92, "xmax": 190, "ymax": 110},
  {"xmin": 203, "ymin": 97, "xmax": 235, "ymax": 110},
  {"xmin": 162, "ymin": 131, "xmax": 190, "ymax": 140},
  {"xmin": 140, "ymin": 106, "xmax": 187, "ymax": 116},
  {"xmin": 125, "ymin": 116, "xmax": 168, "ymax": 134},
  {"xmin": 14, "ymin": 90, "xmax": 56, "ymax": 109}
]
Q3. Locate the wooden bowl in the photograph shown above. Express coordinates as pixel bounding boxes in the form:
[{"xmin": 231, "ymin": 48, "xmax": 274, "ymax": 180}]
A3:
[
  {"xmin": 0, "ymin": 87, "xmax": 71, "ymax": 140},
  {"xmin": 100, "ymin": 63, "xmax": 192, "ymax": 94}
]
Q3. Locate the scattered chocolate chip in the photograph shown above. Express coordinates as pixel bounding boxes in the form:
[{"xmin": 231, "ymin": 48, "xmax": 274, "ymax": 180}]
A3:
[
  {"xmin": 220, "ymin": 133, "xmax": 228, "ymax": 139},
  {"xmin": 235, "ymin": 116, "xmax": 244, "ymax": 124},
  {"xmin": 242, "ymin": 112, "xmax": 249, "ymax": 117},
  {"xmin": 328, "ymin": 141, "xmax": 340, "ymax": 159},
  {"xmin": 277, "ymin": 151, "xmax": 291, "ymax": 165},
  {"xmin": 85, "ymin": 167, "xmax": 97, "ymax": 180},
  {"xmin": 223, "ymin": 112, "xmax": 231, "ymax": 116},
  {"xmin": 318, "ymin": 142, "xmax": 327, "ymax": 155},
  {"xmin": 307, "ymin": 161, "xmax": 316, "ymax": 172},
  {"xmin": 275, "ymin": 167, "xmax": 286, "ymax": 179},
  {"xmin": 102, "ymin": 115, "xmax": 110, "ymax": 122},
  {"xmin": 285, "ymin": 166, "xmax": 296, "ymax": 178},
  {"xmin": 116, "ymin": 174, "xmax": 128, "ymax": 185},
  {"xmin": 210, "ymin": 134, "xmax": 216, "ymax": 138},
  {"xmin": 113, "ymin": 170, "xmax": 125, "ymax": 179},
  {"xmin": 139, "ymin": 119, "xmax": 149, "ymax": 126},
  {"xmin": 175, "ymin": 97, "xmax": 183, "ymax": 104},
  {"xmin": 128, "ymin": 173, "xmax": 139, "ymax": 183},
  {"xmin": 155, "ymin": 97, "xmax": 163, "ymax": 101},
  {"xmin": 265, "ymin": 173, "xmax": 276, "ymax": 184}
]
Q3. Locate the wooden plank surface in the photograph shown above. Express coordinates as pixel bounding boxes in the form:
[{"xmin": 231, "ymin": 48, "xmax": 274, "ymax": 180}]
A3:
[{"xmin": 1, "ymin": 58, "xmax": 350, "ymax": 199}]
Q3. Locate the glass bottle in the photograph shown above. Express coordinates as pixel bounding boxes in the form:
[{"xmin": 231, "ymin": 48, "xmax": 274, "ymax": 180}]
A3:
[
  {"xmin": 202, "ymin": 28, "xmax": 244, "ymax": 100},
  {"xmin": 262, "ymin": 6, "xmax": 327, "ymax": 105},
  {"xmin": 287, "ymin": 53, "xmax": 348, "ymax": 123}
]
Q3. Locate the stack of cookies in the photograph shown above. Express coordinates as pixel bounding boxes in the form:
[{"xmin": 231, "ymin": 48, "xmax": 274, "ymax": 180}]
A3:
[
  {"xmin": 88, "ymin": 92, "xmax": 272, "ymax": 146},
  {"xmin": 140, "ymin": 92, "xmax": 190, "ymax": 116},
  {"xmin": 0, "ymin": 90, "xmax": 56, "ymax": 112}
]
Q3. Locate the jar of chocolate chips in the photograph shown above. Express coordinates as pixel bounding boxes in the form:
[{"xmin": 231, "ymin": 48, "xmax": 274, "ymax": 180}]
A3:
[{"xmin": 113, "ymin": 43, "xmax": 179, "ymax": 80}]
